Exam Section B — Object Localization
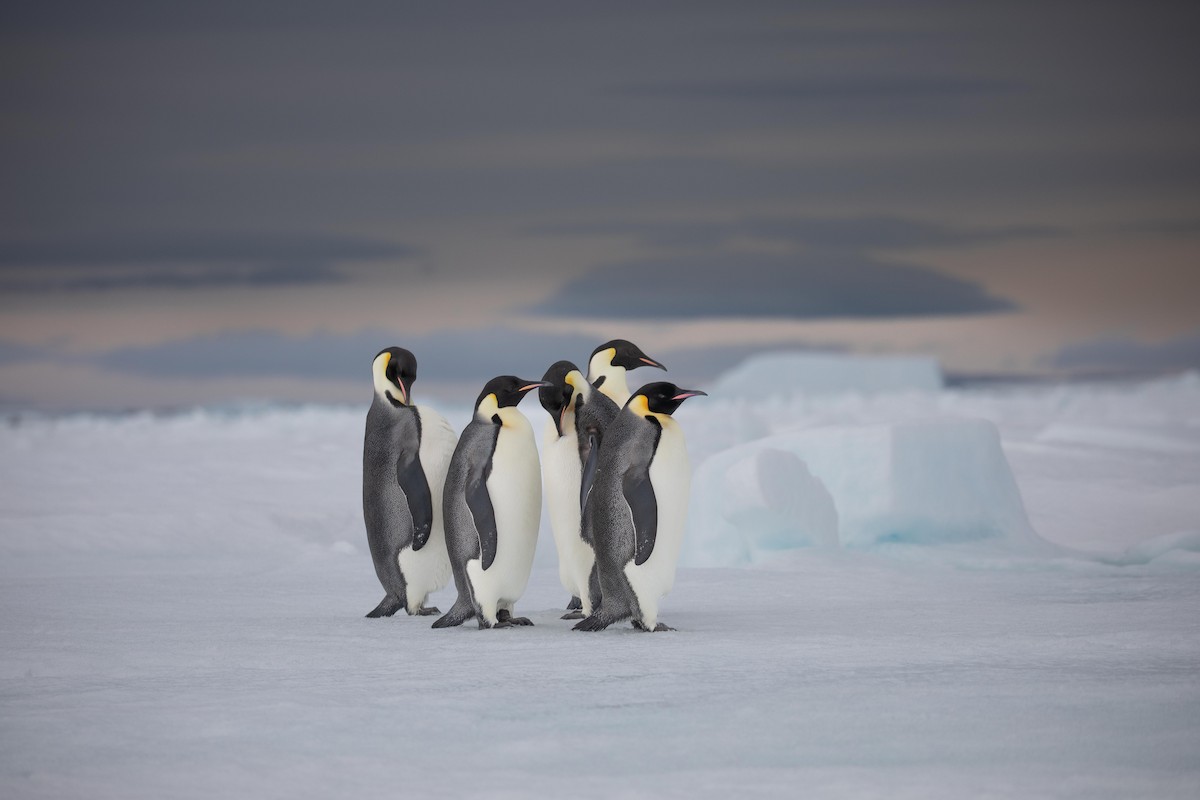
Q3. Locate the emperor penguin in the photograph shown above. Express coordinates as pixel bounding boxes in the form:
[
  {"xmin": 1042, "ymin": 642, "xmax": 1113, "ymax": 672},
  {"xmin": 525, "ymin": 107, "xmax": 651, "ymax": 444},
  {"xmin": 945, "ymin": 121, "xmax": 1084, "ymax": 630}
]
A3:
[
  {"xmin": 538, "ymin": 361, "xmax": 620, "ymax": 619},
  {"xmin": 574, "ymin": 382, "xmax": 706, "ymax": 632},
  {"xmin": 587, "ymin": 339, "xmax": 666, "ymax": 406},
  {"xmin": 433, "ymin": 376, "xmax": 547, "ymax": 629},
  {"xmin": 362, "ymin": 347, "xmax": 457, "ymax": 618}
]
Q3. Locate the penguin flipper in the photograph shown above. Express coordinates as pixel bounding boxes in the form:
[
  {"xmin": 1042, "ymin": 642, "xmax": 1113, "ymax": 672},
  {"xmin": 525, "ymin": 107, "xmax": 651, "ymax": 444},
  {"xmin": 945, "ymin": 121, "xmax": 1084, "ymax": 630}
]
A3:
[
  {"xmin": 395, "ymin": 452, "xmax": 434, "ymax": 550},
  {"xmin": 465, "ymin": 456, "xmax": 498, "ymax": 570},
  {"xmin": 623, "ymin": 466, "xmax": 658, "ymax": 566},
  {"xmin": 579, "ymin": 431, "xmax": 601, "ymax": 514},
  {"xmin": 366, "ymin": 594, "xmax": 404, "ymax": 618}
]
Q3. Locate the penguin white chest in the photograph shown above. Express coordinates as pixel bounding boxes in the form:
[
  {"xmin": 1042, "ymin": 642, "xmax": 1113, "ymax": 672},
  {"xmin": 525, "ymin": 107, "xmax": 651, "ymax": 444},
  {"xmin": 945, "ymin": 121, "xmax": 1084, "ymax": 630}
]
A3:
[
  {"xmin": 543, "ymin": 420, "xmax": 595, "ymax": 602},
  {"xmin": 395, "ymin": 408, "xmax": 456, "ymax": 612},
  {"xmin": 623, "ymin": 419, "xmax": 691, "ymax": 615},
  {"xmin": 467, "ymin": 418, "xmax": 542, "ymax": 610}
]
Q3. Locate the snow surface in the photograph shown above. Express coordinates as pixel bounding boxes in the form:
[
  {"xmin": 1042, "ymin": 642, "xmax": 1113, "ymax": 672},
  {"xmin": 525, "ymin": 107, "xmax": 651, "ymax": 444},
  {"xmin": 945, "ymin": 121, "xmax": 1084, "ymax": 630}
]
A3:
[{"xmin": 2, "ymin": 365, "xmax": 1200, "ymax": 798}]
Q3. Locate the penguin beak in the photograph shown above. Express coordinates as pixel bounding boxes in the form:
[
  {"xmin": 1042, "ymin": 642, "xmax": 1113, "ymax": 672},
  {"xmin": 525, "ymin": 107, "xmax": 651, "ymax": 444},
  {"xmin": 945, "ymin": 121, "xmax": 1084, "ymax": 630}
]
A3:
[
  {"xmin": 396, "ymin": 378, "xmax": 411, "ymax": 405},
  {"xmin": 640, "ymin": 357, "xmax": 667, "ymax": 371},
  {"xmin": 671, "ymin": 389, "xmax": 707, "ymax": 401},
  {"xmin": 518, "ymin": 381, "xmax": 549, "ymax": 393}
]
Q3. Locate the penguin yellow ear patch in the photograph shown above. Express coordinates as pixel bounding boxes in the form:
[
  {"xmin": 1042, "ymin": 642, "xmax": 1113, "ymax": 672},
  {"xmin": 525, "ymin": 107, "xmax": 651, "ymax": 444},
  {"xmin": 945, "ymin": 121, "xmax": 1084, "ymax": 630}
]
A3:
[{"xmin": 629, "ymin": 395, "xmax": 651, "ymax": 416}]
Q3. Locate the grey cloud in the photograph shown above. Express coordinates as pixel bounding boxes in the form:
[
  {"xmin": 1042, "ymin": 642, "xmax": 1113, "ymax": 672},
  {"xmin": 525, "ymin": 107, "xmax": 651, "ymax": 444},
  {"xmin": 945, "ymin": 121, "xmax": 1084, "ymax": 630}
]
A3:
[
  {"xmin": 85, "ymin": 324, "xmax": 814, "ymax": 401},
  {"xmin": 1049, "ymin": 331, "xmax": 1200, "ymax": 375},
  {"xmin": 531, "ymin": 252, "xmax": 1015, "ymax": 320},
  {"xmin": 1119, "ymin": 219, "xmax": 1200, "ymax": 237},
  {"xmin": 529, "ymin": 215, "xmax": 1057, "ymax": 251},
  {"xmin": 0, "ymin": 340, "xmax": 53, "ymax": 367},
  {"xmin": 93, "ymin": 327, "xmax": 608, "ymax": 388},
  {"xmin": 0, "ymin": 233, "xmax": 418, "ymax": 292},
  {"xmin": 611, "ymin": 77, "xmax": 1017, "ymax": 103}
]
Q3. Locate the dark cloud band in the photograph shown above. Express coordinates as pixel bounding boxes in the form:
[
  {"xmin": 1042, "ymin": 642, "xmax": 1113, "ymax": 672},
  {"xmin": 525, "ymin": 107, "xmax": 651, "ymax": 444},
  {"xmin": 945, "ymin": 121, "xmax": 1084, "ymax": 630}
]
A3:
[{"xmin": 531, "ymin": 252, "xmax": 1015, "ymax": 320}]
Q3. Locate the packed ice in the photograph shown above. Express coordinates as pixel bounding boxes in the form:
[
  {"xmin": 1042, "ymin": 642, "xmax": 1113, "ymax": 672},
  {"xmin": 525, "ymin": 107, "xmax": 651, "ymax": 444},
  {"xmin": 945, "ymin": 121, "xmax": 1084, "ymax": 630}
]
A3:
[{"xmin": 2, "ymin": 355, "xmax": 1199, "ymax": 799}]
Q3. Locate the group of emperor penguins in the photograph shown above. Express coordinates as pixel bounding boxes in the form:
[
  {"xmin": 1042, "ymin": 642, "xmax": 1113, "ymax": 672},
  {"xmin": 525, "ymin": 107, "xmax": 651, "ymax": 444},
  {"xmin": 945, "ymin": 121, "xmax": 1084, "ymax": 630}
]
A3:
[{"xmin": 362, "ymin": 339, "xmax": 706, "ymax": 632}]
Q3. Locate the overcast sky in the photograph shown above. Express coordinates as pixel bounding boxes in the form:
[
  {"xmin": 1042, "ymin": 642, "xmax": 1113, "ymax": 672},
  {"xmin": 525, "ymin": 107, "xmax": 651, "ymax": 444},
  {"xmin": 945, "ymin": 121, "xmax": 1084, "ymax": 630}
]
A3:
[{"xmin": 2, "ymin": 1, "xmax": 1198, "ymax": 411}]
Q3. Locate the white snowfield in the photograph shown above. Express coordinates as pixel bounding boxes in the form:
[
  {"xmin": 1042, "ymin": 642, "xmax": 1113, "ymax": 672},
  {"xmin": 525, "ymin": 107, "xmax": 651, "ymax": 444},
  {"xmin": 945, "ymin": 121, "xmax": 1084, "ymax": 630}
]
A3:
[{"xmin": 2, "ymin": 358, "xmax": 1199, "ymax": 799}]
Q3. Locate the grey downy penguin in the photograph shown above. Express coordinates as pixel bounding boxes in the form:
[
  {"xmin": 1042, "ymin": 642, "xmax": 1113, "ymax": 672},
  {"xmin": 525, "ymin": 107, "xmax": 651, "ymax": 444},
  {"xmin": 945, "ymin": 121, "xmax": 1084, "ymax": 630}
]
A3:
[
  {"xmin": 362, "ymin": 347, "xmax": 457, "ymax": 618},
  {"xmin": 433, "ymin": 376, "xmax": 546, "ymax": 629},
  {"xmin": 538, "ymin": 361, "xmax": 619, "ymax": 619},
  {"xmin": 574, "ymin": 382, "xmax": 706, "ymax": 632},
  {"xmin": 586, "ymin": 339, "xmax": 666, "ymax": 406}
]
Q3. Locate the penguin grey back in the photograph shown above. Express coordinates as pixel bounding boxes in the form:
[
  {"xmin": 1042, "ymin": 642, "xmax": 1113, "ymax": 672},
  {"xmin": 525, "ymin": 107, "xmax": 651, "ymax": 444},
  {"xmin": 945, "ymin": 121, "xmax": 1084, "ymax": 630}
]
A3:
[
  {"xmin": 583, "ymin": 409, "xmax": 661, "ymax": 565},
  {"xmin": 363, "ymin": 394, "xmax": 432, "ymax": 616},
  {"xmin": 441, "ymin": 419, "xmax": 500, "ymax": 579}
]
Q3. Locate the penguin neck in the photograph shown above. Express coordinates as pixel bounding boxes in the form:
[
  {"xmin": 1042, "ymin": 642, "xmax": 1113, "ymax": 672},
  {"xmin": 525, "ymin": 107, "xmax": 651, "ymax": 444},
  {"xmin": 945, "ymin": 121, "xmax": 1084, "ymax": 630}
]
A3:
[
  {"xmin": 589, "ymin": 359, "xmax": 630, "ymax": 406},
  {"xmin": 557, "ymin": 396, "xmax": 579, "ymax": 438},
  {"xmin": 475, "ymin": 395, "xmax": 527, "ymax": 429},
  {"xmin": 373, "ymin": 391, "xmax": 414, "ymax": 415}
]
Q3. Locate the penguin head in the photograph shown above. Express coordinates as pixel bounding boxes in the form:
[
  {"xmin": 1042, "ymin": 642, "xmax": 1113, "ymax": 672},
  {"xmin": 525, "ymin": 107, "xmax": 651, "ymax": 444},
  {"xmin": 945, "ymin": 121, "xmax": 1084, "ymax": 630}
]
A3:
[
  {"xmin": 587, "ymin": 339, "xmax": 666, "ymax": 387},
  {"xmin": 475, "ymin": 375, "xmax": 547, "ymax": 423},
  {"xmin": 628, "ymin": 381, "xmax": 707, "ymax": 418},
  {"xmin": 372, "ymin": 347, "xmax": 418, "ymax": 407},
  {"xmin": 539, "ymin": 360, "xmax": 589, "ymax": 437}
]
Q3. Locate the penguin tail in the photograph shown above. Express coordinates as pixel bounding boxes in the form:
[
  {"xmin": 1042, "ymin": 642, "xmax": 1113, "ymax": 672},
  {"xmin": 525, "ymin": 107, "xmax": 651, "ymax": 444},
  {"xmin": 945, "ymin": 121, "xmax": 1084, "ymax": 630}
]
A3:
[
  {"xmin": 431, "ymin": 595, "xmax": 475, "ymax": 629},
  {"xmin": 366, "ymin": 594, "xmax": 404, "ymax": 618}
]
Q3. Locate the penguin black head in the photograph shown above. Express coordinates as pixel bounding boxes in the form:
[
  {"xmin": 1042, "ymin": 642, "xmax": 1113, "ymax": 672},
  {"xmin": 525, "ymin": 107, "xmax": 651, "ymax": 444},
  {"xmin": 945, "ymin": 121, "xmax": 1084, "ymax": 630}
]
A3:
[
  {"xmin": 539, "ymin": 360, "xmax": 588, "ymax": 437},
  {"xmin": 590, "ymin": 339, "xmax": 666, "ymax": 374},
  {"xmin": 629, "ymin": 381, "xmax": 707, "ymax": 417},
  {"xmin": 475, "ymin": 375, "xmax": 547, "ymax": 413},
  {"xmin": 372, "ymin": 347, "xmax": 418, "ymax": 407}
]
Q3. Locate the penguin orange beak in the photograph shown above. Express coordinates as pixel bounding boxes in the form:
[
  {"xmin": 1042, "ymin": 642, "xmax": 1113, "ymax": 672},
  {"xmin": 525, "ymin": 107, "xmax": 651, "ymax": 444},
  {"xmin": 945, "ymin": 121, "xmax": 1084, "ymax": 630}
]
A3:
[
  {"xmin": 671, "ymin": 389, "xmax": 707, "ymax": 401},
  {"xmin": 640, "ymin": 357, "xmax": 667, "ymax": 370},
  {"xmin": 518, "ymin": 381, "xmax": 549, "ymax": 393}
]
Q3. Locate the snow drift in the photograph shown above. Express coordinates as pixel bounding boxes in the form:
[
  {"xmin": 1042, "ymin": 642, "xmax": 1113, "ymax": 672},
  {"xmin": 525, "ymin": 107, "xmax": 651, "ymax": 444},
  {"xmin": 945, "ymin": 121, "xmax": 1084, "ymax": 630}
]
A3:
[{"xmin": 685, "ymin": 418, "xmax": 1050, "ymax": 566}]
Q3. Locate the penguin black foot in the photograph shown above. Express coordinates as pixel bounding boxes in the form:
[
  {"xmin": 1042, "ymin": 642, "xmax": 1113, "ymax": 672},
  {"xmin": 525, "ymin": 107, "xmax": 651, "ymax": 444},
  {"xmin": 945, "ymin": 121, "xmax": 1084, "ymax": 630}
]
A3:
[
  {"xmin": 632, "ymin": 620, "xmax": 676, "ymax": 632},
  {"xmin": 561, "ymin": 610, "xmax": 586, "ymax": 620},
  {"xmin": 496, "ymin": 609, "xmax": 534, "ymax": 627},
  {"xmin": 365, "ymin": 595, "xmax": 404, "ymax": 618},
  {"xmin": 566, "ymin": 596, "xmax": 582, "ymax": 611},
  {"xmin": 415, "ymin": 606, "xmax": 441, "ymax": 616},
  {"xmin": 494, "ymin": 618, "xmax": 534, "ymax": 628}
]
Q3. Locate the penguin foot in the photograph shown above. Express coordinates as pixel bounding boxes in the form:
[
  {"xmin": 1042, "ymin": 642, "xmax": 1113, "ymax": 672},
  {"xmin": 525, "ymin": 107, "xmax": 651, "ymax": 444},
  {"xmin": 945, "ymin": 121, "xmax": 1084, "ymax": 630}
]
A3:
[
  {"xmin": 631, "ymin": 620, "xmax": 676, "ymax": 632},
  {"xmin": 566, "ymin": 596, "xmax": 582, "ymax": 611},
  {"xmin": 561, "ymin": 611, "xmax": 586, "ymax": 620},
  {"xmin": 495, "ymin": 609, "xmax": 534, "ymax": 627},
  {"xmin": 365, "ymin": 595, "xmax": 404, "ymax": 618},
  {"xmin": 415, "ymin": 606, "xmax": 441, "ymax": 616}
]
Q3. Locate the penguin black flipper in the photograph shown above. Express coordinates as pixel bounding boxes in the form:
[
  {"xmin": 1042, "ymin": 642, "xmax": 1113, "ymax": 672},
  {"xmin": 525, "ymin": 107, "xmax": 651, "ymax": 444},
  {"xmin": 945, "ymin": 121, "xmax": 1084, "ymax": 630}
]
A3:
[
  {"xmin": 624, "ymin": 464, "xmax": 658, "ymax": 566},
  {"xmin": 579, "ymin": 431, "xmax": 601, "ymax": 516},
  {"xmin": 465, "ymin": 453, "xmax": 499, "ymax": 570},
  {"xmin": 395, "ymin": 450, "xmax": 434, "ymax": 550}
]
